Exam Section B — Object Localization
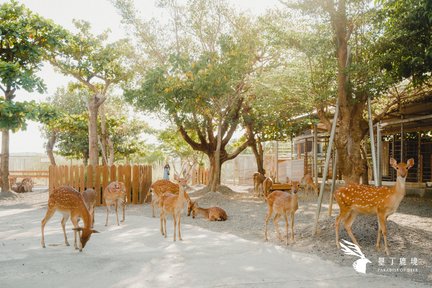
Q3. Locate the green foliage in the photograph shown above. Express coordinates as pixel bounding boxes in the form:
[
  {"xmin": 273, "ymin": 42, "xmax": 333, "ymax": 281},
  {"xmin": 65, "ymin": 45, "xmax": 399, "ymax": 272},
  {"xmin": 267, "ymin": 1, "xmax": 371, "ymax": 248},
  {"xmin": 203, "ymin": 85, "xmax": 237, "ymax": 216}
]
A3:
[{"xmin": 376, "ymin": 0, "xmax": 432, "ymax": 85}]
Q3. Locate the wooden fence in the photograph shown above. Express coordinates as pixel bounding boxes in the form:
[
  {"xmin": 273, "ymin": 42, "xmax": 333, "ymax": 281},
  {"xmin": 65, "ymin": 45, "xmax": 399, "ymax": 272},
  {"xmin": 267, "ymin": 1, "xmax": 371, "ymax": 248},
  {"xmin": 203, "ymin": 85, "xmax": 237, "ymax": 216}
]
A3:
[
  {"xmin": 49, "ymin": 165, "xmax": 152, "ymax": 206},
  {"xmin": 191, "ymin": 166, "xmax": 209, "ymax": 185}
]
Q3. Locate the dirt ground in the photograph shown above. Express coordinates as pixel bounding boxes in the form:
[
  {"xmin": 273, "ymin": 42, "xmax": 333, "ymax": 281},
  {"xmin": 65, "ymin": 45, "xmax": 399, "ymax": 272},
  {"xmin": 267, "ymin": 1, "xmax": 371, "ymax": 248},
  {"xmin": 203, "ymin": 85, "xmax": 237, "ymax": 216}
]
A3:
[{"xmin": 179, "ymin": 184, "xmax": 432, "ymax": 285}]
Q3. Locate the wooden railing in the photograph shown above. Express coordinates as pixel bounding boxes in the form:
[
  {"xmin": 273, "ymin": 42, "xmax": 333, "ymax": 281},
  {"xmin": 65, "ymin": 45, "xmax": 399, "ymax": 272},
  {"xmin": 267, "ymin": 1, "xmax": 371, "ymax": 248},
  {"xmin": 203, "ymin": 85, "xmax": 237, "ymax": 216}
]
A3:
[{"xmin": 49, "ymin": 165, "xmax": 152, "ymax": 206}]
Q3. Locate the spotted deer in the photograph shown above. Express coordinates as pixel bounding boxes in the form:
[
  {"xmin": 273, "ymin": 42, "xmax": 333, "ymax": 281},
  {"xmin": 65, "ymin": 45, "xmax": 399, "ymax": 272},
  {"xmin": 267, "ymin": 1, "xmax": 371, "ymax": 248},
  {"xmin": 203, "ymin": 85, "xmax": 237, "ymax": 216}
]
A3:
[
  {"xmin": 187, "ymin": 200, "xmax": 228, "ymax": 221},
  {"xmin": 335, "ymin": 158, "xmax": 414, "ymax": 255},
  {"xmin": 159, "ymin": 178, "xmax": 189, "ymax": 241},
  {"xmin": 83, "ymin": 188, "xmax": 96, "ymax": 227},
  {"xmin": 264, "ymin": 181, "xmax": 300, "ymax": 245},
  {"xmin": 41, "ymin": 186, "xmax": 99, "ymax": 251},
  {"xmin": 253, "ymin": 172, "xmax": 266, "ymax": 197},
  {"xmin": 301, "ymin": 173, "xmax": 318, "ymax": 196},
  {"xmin": 103, "ymin": 181, "xmax": 126, "ymax": 226},
  {"xmin": 147, "ymin": 179, "xmax": 180, "ymax": 218}
]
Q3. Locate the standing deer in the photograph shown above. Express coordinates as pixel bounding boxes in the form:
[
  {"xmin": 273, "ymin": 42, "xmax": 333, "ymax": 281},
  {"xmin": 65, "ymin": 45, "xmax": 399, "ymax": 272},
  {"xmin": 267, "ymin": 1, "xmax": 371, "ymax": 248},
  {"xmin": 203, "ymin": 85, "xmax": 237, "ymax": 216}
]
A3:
[
  {"xmin": 301, "ymin": 173, "xmax": 318, "ymax": 196},
  {"xmin": 262, "ymin": 176, "xmax": 274, "ymax": 199},
  {"xmin": 103, "ymin": 181, "xmax": 126, "ymax": 226},
  {"xmin": 187, "ymin": 200, "xmax": 228, "ymax": 221},
  {"xmin": 41, "ymin": 186, "xmax": 99, "ymax": 251},
  {"xmin": 335, "ymin": 158, "xmax": 414, "ymax": 255},
  {"xmin": 253, "ymin": 172, "xmax": 266, "ymax": 197},
  {"xmin": 264, "ymin": 181, "xmax": 300, "ymax": 245},
  {"xmin": 147, "ymin": 179, "xmax": 180, "ymax": 217},
  {"xmin": 83, "ymin": 188, "xmax": 96, "ymax": 227},
  {"xmin": 159, "ymin": 178, "xmax": 189, "ymax": 241}
]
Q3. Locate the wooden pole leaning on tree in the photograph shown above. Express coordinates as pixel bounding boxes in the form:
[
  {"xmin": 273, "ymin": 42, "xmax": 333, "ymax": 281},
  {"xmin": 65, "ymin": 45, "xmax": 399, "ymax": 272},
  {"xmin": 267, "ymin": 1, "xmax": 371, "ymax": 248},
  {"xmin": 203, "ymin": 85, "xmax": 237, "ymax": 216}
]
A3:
[
  {"xmin": 314, "ymin": 98, "xmax": 339, "ymax": 235},
  {"xmin": 367, "ymin": 96, "xmax": 379, "ymax": 186},
  {"xmin": 328, "ymin": 150, "xmax": 338, "ymax": 216}
]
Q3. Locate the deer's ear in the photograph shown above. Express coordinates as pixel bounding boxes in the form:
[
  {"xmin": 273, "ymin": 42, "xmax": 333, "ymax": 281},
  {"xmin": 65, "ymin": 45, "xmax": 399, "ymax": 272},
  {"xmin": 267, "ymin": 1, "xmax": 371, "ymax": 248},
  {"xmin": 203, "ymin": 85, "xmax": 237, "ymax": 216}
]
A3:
[
  {"xmin": 91, "ymin": 229, "xmax": 99, "ymax": 234},
  {"xmin": 406, "ymin": 158, "xmax": 415, "ymax": 169},
  {"xmin": 390, "ymin": 158, "xmax": 398, "ymax": 168},
  {"xmin": 72, "ymin": 227, "xmax": 83, "ymax": 232}
]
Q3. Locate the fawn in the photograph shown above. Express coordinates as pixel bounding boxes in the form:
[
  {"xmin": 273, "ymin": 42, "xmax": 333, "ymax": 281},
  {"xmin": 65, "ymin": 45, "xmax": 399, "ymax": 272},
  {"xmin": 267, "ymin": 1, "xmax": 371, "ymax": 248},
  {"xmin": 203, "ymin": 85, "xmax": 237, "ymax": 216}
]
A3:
[
  {"xmin": 335, "ymin": 158, "xmax": 414, "ymax": 255},
  {"xmin": 83, "ymin": 188, "xmax": 96, "ymax": 227},
  {"xmin": 253, "ymin": 171, "xmax": 266, "ymax": 197},
  {"xmin": 103, "ymin": 181, "xmax": 126, "ymax": 226},
  {"xmin": 264, "ymin": 181, "xmax": 300, "ymax": 245},
  {"xmin": 159, "ymin": 178, "xmax": 189, "ymax": 241},
  {"xmin": 41, "ymin": 186, "xmax": 99, "ymax": 251},
  {"xmin": 187, "ymin": 200, "xmax": 228, "ymax": 221},
  {"xmin": 301, "ymin": 173, "xmax": 318, "ymax": 196},
  {"xmin": 147, "ymin": 179, "xmax": 180, "ymax": 217},
  {"xmin": 262, "ymin": 176, "xmax": 274, "ymax": 199}
]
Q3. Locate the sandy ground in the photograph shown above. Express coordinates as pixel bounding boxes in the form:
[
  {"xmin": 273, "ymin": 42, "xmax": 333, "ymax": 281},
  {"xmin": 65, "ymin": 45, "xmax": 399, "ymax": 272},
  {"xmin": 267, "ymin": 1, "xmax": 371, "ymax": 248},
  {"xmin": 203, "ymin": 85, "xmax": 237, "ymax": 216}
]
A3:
[{"xmin": 0, "ymin": 186, "xmax": 431, "ymax": 287}]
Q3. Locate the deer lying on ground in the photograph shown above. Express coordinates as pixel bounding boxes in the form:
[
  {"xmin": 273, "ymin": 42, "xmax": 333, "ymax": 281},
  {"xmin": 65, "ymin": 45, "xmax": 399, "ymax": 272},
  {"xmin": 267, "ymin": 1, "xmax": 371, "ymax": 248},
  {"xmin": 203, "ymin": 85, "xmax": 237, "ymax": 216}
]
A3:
[
  {"xmin": 147, "ymin": 179, "xmax": 180, "ymax": 218},
  {"xmin": 264, "ymin": 181, "xmax": 300, "ymax": 245},
  {"xmin": 12, "ymin": 177, "xmax": 34, "ymax": 193},
  {"xmin": 301, "ymin": 173, "xmax": 318, "ymax": 196},
  {"xmin": 335, "ymin": 158, "xmax": 414, "ymax": 256},
  {"xmin": 187, "ymin": 200, "xmax": 228, "ymax": 221},
  {"xmin": 83, "ymin": 188, "xmax": 96, "ymax": 227},
  {"xmin": 41, "ymin": 186, "xmax": 99, "ymax": 251},
  {"xmin": 103, "ymin": 181, "xmax": 126, "ymax": 226},
  {"xmin": 253, "ymin": 171, "xmax": 266, "ymax": 197},
  {"xmin": 159, "ymin": 178, "xmax": 189, "ymax": 241}
]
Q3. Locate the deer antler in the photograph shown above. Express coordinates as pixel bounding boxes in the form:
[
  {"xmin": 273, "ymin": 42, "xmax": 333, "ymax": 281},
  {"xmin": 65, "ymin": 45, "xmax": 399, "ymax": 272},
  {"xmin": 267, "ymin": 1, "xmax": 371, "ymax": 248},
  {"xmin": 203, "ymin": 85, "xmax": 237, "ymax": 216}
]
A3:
[{"xmin": 340, "ymin": 239, "xmax": 365, "ymax": 259}]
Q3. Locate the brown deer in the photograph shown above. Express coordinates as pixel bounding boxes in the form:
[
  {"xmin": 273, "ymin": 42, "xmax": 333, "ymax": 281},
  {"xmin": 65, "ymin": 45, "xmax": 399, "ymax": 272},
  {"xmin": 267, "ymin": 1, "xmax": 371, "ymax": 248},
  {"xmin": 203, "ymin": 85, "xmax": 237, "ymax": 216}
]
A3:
[
  {"xmin": 147, "ymin": 179, "xmax": 180, "ymax": 218},
  {"xmin": 159, "ymin": 178, "xmax": 189, "ymax": 241},
  {"xmin": 253, "ymin": 171, "xmax": 266, "ymax": 197},
  {"xmin": 335, "ymin": 158, "xmax": 414, "ymax": 255},
  {"xmin": 103, "ymin": 181, "xmax": 126, "ymax": 226},
  {"xmin": 41, "ymin": 186, "xmax": 99, "ymax": 251},
  {"xmin": 187, "ymin": 200, "xmax": 228, "ymax": 221},
  {"xmin": 83, "ymin": 188, "xmax": 96, "ymax": 227},
  {"xmin": 301, "ymin": 173, "xmax": 318, "ymax": 196},
  {"xmin": 262, "ymin": 176, "xmax": 274, "ymax": 199},
  {"xmin": 264, "ymin": 181, "xmax": 300, "ymax": 245}
]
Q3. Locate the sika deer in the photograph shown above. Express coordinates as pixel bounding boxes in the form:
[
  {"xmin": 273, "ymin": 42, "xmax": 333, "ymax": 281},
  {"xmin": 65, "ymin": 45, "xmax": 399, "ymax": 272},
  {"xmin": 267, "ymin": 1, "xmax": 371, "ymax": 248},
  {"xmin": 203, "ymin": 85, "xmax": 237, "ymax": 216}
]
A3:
[
  {"xmin": 301, "ymin": 173, "xmax": 318, "ymax": 196},
  {"xmin": 159, "ymin": 178, "xmax": 189, "ymax": 241},
  {"xmin": 253, "ymin": 172, "xmax": 266, "ymax": 197},
  {"xmin": 103, "ymin": 181, "xmax": 126, "ymax": 226},
  {"xmin": 262, "ymin": 176, "xmax": 274, "ymax": 199},
  {"xmin": 41, "ymin": 186, "xmax": 99, "ymax": 251},
  {"xmin": 264, "ymin": 181, "xmax": 300, "ymax": 245},
  {"xmin": 147, "ymin": 179, "xmax": 180, "ymax": 217},
  {"xmin": 187, "ymin": 200, "xmax": 228, "ymax": 221},
  {"xmin": 335, "ymin": 158, "xmax": 414, "ymax": 255},
  {"xmin": 83, "ymin": 188, "xmax": 96, "ymax": 227}
]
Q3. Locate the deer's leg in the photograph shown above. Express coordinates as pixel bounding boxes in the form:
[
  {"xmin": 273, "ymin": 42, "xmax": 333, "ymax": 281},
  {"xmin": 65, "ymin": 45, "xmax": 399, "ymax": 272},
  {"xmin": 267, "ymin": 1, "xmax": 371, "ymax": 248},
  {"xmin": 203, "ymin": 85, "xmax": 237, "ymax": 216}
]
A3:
[
  {"xmin": 376, "ymin": 214, "xmax": 382, "ymax": 250},
  {"xmin": 173, "ymin": 213, "xmax": 177, "ymax": 241},
  {"xmin": 178, "ymin": 213, "xmax": 182, "ymax": 241},
  {"xmin": 335, "ymin": 209, "xmax": 348, "ymax": 248},
  {"xmin": 283, "ymin": 212, "xmax": 289, "ymax": 245},
  {"xmin": 290, "ymin": 211, "xmax": 295, "ymax": 242},
  {"xmin": 121, "ymin": 198, "xmax": 126, "ymax": 223},
  {"xmin": 115, "ymin": 201, "xmax": 120, "ymax": 226},
  {"xmin": 378, "ymin": 213, "xmax": 390, "ymax": 256},
  {"xmin": 41, "ymin": 207, "xmax": 56, "ymax": 248},
  {"xmin": 264, "ymin": 207, "xmax": 273, "ymax": 241},
  {"xmin": 105, "ymin": 202, "xmax": 110, "ymax": 226},
  {"xmin": 61, "ymin": 214, "xmax": 70, "ymax": 246},
  {"xmin": 160, "ymin": 210, "xmax": 165, "ymax": 236},
  {"xmin": 343, "ymin": 211, "xmax": 361, "ymax": 248},
  {"xmin": 273, "ymin": 213, "xmax": 282, "ymax": 240},
  {"xmin": 70, "ymin": 217, "xmax": 82, "ymax": 251}
]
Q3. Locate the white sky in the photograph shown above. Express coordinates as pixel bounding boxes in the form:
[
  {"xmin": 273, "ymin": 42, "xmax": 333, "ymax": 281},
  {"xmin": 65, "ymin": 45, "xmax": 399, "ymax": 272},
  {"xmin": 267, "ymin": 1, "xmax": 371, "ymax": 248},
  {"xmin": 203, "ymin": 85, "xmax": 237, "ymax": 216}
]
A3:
[{"xmin": 1, "ymin": 0, "xmax": 281, "ymax": 154}]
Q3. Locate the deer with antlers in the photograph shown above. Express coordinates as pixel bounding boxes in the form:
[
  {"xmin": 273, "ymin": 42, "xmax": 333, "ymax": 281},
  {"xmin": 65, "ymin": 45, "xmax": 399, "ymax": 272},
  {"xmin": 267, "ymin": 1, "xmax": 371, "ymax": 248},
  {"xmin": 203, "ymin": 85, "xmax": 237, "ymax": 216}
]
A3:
[
  {"xmin": 103, "ymin": 181, "xmax": 126, "ymax": 226},
  {"xmin": 335, "ymin": 158, "xmax": 414, "ymax": 255},
  {"xmin": 264, "ymin": 181, "xmax": 300, "ymax": 245},
  {"xmin": 159, "ymin": 177, "xmax": 190, "ymax": 241},
  {"xmin": 41, "ymin": 186, "xmax": 99, "ymax": 251},
  {"xmin": 187, "ymin": 200, "xmax": 228, "ymax": 221}
]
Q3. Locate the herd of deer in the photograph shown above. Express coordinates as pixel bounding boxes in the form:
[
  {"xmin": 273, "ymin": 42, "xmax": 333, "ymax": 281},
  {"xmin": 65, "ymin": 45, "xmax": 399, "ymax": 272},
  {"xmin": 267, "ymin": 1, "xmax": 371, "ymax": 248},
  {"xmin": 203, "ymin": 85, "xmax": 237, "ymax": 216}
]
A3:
[{"xmin": 40, "ymin": 158, "xmax": 413, "ymax": 256}]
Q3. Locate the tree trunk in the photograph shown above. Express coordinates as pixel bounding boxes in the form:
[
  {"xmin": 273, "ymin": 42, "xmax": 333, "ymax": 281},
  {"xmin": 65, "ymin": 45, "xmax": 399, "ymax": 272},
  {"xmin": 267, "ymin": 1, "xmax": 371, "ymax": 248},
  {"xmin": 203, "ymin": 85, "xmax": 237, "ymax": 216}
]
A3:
[
  {"xmin": 209, "ymin": 119, "xmax": 223, "ymax": 192},
  {"xmin": 108, "ymin": 138, "xmax": 115, "ymax": 165},
  {"xmin": 99, "ymin": 103, "xmax": 109, "ymax": 165},
  {"xmin": 207, "ymin": 153, "xmax": 222, "ymax": 192},
  {"xmin": 88, "ymin": 99, "xmax": 99, "ymax": 167},
  {"xmin": 1, "ymin": 129, "xmax": 10, "ymax": 192},
  {"xmin": 251, "ymin": 137, "xmax": 265, "ymax": 175},
  {"xmin": 46, "ymin": 132, "xmax": 57, "ymax": 166}
]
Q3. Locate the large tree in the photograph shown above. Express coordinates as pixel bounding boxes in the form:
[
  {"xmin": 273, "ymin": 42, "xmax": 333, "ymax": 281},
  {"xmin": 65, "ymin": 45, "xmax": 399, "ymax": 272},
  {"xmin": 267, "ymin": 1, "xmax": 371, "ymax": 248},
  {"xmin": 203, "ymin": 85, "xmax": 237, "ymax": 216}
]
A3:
[
  {"xmin": 0, "ymin": 0, "xmax": 65, "ymax": 192},
  {"xmin": 48, "ymin": 20, "xmax": 133, "ymax": 167}
]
